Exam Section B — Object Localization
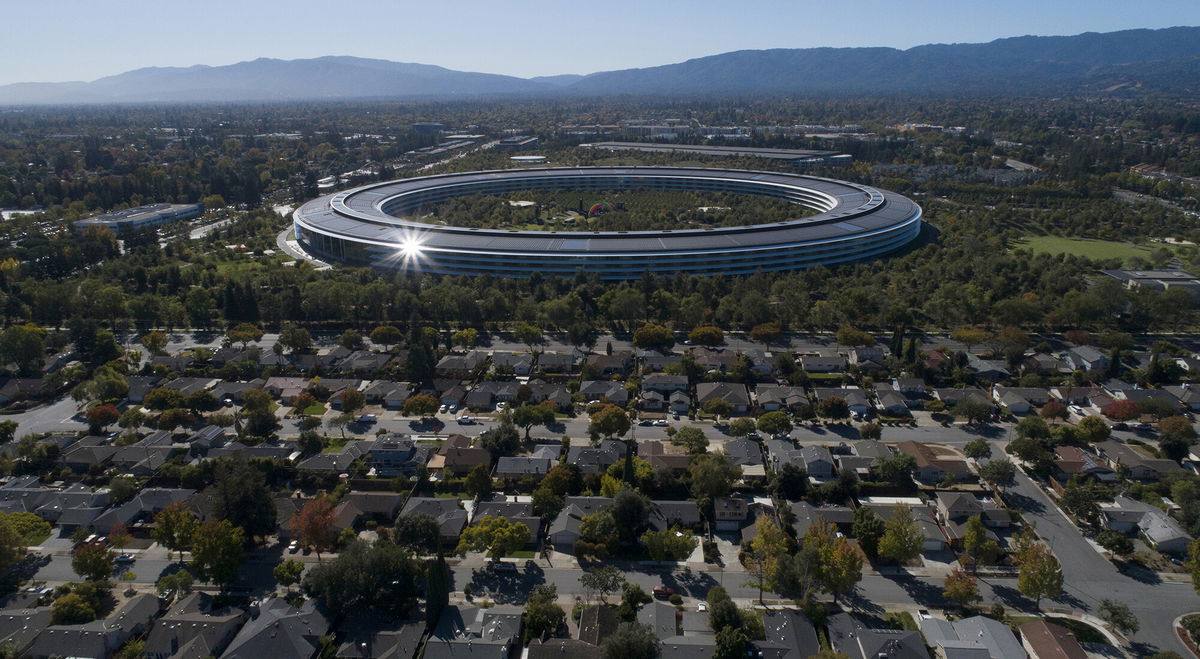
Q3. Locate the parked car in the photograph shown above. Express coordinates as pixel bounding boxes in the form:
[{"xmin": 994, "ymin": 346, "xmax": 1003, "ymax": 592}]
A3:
[
  {"xmin": 287, "ymin": 540, "xmax": 299, "ymax": 554},
  {"xmin": 448, "ymin": 403, "xmax": 458, "ymax": 413},
  {"xmin": 115, "ymin": 553, "xmax": 135, "ymax": 564},
  {"xmin": 357, "ymin": 414, "xmax": 377, "ymax": 424},
  {"xmin": 438, "ymin": 404, "xmax": 448, "ymax": 414},
  {"xmin": 1112, "ymin": 422, "xmax": 1129, "ymax": 431},
  {"xmin": 639, "ymin": 419, "xmax": 653, "ymax": 426},
  {"xmin": 489, "ymin": 561, "xmax": 517, "ymax": 573},
  {"xmin": 653, "ymin": 586, "xmax": 674, "ymax": 599},
  {"xmin": 458, "ymin": 416, "xmax": 475, "ymax": 424},
  {"xmin": 653, "ymin": 419, "xmax": 669, "ymax": 426},
  {"xmin": 495, "ymin": 402, "xmax": 508, "ymax": 412}
]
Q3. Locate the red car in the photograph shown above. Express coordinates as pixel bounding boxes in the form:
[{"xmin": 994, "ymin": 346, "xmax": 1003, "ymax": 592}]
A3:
[{"xmin": 652, "ymin": 586, "xmax": 674, "ymax": 599}]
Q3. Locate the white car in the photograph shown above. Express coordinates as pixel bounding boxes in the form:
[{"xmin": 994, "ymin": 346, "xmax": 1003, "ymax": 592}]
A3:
[
  {"xmin": 653, "ymin": 419, "xmax": 669, "ymax": 427},
  {"xmin": 495, "ymin": 402, "xmax": 508, "ymax": 412},
  {"xmin": 458, "ymin": 416, "xmax": 475, "ymax": 424},
  {"xmin": 448, "ymin": 403, "xmax": 458, "ymax": 413},
  {"xmin": 438, "ymin": 404, "xmax": 448, "ymax": 414},
  {"xmin": 357, "ymin": 414, "xmax": 377, "ymax": 423}
]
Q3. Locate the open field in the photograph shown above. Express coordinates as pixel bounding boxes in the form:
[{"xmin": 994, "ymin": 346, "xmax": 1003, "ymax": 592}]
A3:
[{"xmin": 1014, "ymin": 236, "xmax": 1156, "ymax": 261}]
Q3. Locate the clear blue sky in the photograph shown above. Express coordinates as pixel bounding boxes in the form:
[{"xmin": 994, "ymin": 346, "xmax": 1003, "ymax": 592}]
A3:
[{"xmin": 2, "ymin": 0, "xmax": 1197, "ymax": 86}]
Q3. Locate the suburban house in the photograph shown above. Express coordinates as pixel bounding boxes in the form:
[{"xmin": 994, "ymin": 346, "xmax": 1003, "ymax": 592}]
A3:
[
  {"xmin": 992, "ymin": 386, "xmax": 1053, "ymax": 414},
  {"xmin": 713, "ymin": 496, "xmax": 749, "ymax": 531},
  {"xmin": 1052, "ymin": 446, "xmax": 1117, "ymax": 484},
  {"xmin": 26, "ymin": 593, "xmax": 160, "ymax": 659},
  {"xmin": 862, "ymin": 503, "xmax": 946, "ymax": 551},
  {"xmin": 756, "ymin": 610, "xmax": 821, "ymax": 659},
  {"xmin": 920, "ymin": 615, "xmax": 1026, "ymax": 659},
  {"xmin": 1165, "ymin": 384, "xmax": 1200, "ymax": 412},
  {"xmin": 537, "ymin": 352, "xmax": 579, "ymax": 375},
  {"xmin": 1099, "ymin": 496, "xmax": 1161, "ymax": 533},
  {"xmin": 566, "ymin": 440, "xmax": 626, "ymax": 475},
  {"xmin": 494, "ymin": 456, "xmax": 553, "ymax": 482},
  {"xmin": 827, "ymin": 612, "xmax": 931, "ymax": 659},
  {"xmin": 144, "ymin": 592, "xmax": 248, "ymax": 659},
  {"xmin": 649, "ymin": 500, "xmax": 702, "ymax": 532},
  {"xmin": 399, "ymin": 497, "xmax": 468, "ymax": 545},
  {"xmin": 1064, "ymin": 346, "xmax": 1110, "ymax": 373},
  {"xmin": 220, "ymin": 598, "xmax": 331, "ymax": 659},
  {"xmin": 525, "ymin": 380, "xmax": 573, "ymax": 409},
  {"xmin": 812, "ymin": 387, "xmax": 871, "ymax": 417},
  {"xmin": 435, "ymin": 351, "xmax": 487, "ymax": 377},
  {"xmin": 689, "ymin": 347, "xmax": 738, "ymax": 372},
  {"xmin": 1019, "ymin": 620, "xmax": 1087, "ymax": 659},
  {"xmin": 873, "ymin": 385, "xmax": 909, "ymax": 416},
  {"xmin": 891, "ymin": 377, "xmax": 927, "ymax": 397},
  {"xmin": 695, "ymin": 382, "xmax": 751, "ymax": 414},
  {"xmin": 332, "ymin": 492, "xmax": 406, "ymax": 531},
  {"xmin": 548, "ymin": 496, "xmax": 612, "ymax": 552},
  {"xmin": 363, "ymin": 380, "xmax": 412, "ymax": 409},
  {"xmin": 756, "ymin": 385, "xmax": 808, "ymax": 412},
  {"xmin": 585, "ymin": 352, "xmax": 633, "ymax": 376},
  {"xmin": 640, "ymin": 390, "xmax": 667, "ymax": 412},
  {"xmin": 1138, "ymin": 508, "xmax": 1191, "ymax": 553},
  {"xmin": 263, "ymin": 376, "xmax": 310, "ymax": 404},
  {"xmin": 491, "ymin": 351, "xmax": 533, "ymax": 376},
  {"xmin": 934, "ymin": 387, "xmax": 991, "ymax": 408},
  {"xmin": 1095, "ymin": 440, "xmax": 1185, "ymax": 480},
  {"xmin": 895, "ymin": 441, "xmax": 973, "ymax": 483},
  {"xmin": 640, "ymin": 350, "xmax": 681, "ymax": 373},
  {"xmin": 800, "ymin": 445, "xmax": 836, "ymax": 479},
  {"xmin": 668, "ymin": 391, "xmax": 690, "ymax": 415},
  {"xmin": 473, "ymin": 498, "xmax": 542, "ymax": 544},
  {"xmin": 465, "ymin": 381, "xmax": 521, "ymax": 411},
  {"xmin": 934, "ymin": 491, "xmax": 1011, "ymax": 545},
  {"xmin": 848, "ymin": 347, "xmax": 887, "ymax": 370},
  {"xmin": 580, "ymin": 380, "xmax": 629, "ymax": 406},
  {"xmin": 789, "ymin": 501, "xmax": 855, "ymax": 538},
  {"xmin": 798, "ymin": 355, "xmax": 846, "ymax": 373},
  {"xmin": 642, "ymin": 374, "xmax": 689, "ymax": 394},
  {"xmin": 424, "ymin": 604, "xmax": 522, "ymax": 659}
]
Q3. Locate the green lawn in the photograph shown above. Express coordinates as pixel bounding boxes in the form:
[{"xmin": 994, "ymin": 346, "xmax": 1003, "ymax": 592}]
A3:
[
  {"xmin": 298, "ymin": 403, "xmax": 326, "ymax": 416},
  {"xmin": 506, "ymin": 549, "xmax": 536, "ymax": 559},
  {"xmin": 1013, "ymin": 236, "xmax": 1162, "ymax": 262}
]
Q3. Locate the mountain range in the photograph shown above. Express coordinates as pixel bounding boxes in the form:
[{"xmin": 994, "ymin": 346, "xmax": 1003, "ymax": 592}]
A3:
[{"xmin": 2, "ymin": 26, "xmax": 1198, "ymax": 105}]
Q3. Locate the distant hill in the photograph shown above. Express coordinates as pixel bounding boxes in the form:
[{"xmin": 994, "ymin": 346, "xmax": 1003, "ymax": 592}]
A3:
[
  {"xmin": 565, "ymin": 27, "xmax": 1200, "ymax": 95},
  {"xmin": 0, "ymin": 56, "xmax": 551, "ymax": 104},
  {"xmin": 1, "ymin": 27, "xmax": 1198, "ymax": 105}
]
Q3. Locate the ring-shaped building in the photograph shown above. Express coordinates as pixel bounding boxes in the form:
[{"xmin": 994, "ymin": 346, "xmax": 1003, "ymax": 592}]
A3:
[{"xmin": 292, "ymin": 166, "xmax": 921, "ymax": 279}]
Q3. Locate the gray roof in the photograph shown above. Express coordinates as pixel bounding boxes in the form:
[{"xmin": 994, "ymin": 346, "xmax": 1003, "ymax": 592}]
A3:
[
  {"xmin": 920, "ymin": 615, "xmax": 1025, "ymax": 659},
  {"xmin": 221, "ymin": 598, "xmax": 329, "ymax": 659}
]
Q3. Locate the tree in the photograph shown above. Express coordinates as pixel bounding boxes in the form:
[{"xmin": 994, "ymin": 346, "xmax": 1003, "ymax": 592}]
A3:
[
  {"xmin": 524, "ymin": 584, "xmax": 566, "ymax": 642},
  {"xmin": 153, "ymin": 501, "xmax": 200, "ymax": 562},
  {"xmin": 1098, "ymin": 599, "xmax": 1139, "ymax": 636},
  {"xmin": 72, "ymin": 543, "xmax": 114, "ymax": 581},
  {"xmin": 953, "ymin": 397, "xmax": 993, "ymax": 425},
  {"xmin": 465, "ymin": 464, "xmax": 493, "ymax": 499},
  {"xmin": 1189, "ymin": 539, "xmax": 1200, "ymax": 597},
  {"xmin": 1096, "ymin": 529, "xmax": 1134, "ymax": 556},
  {"xmin": 338, "ymin": 389, "xmax": 365, "ymax": 416},
  {"xmin": 713, "ymin": 626, "xmax": 748, "ymax": 659},
  {"xmin": 302, "ymin": 540, "xmax": 422, "ymax": 619},
  {"xmin": 817, "ymin": 396, "xmax": 850, "ymax": 420},
  {"xmin": 0, "ymin": 421, "xmax": 16, "ymax": 444},
  {"xmin": 749, "ymin": 322, "xmax": 782, "ymax": 348},
  {"xmin": 403, "ymin": 393, "xmax": 440, "ymax": 417},
  {"xmin": 1103, "ymin": 400, "xmax": 1140, "ymax": 421},
  {"xmin": 426, "ymin": 554, "xmax": 451, "ymax": 627},
  {"xmin": 611, "ymin": 488, "xmax": 651, "ymax": 543},
  {"xmin": 858, "ymin": 421, "xmax": 882, "ymax": 440},
  {"xmin": 589, "ymin": 404, "xmax": 631, "ymax": 439},
  {"xmin": 1076, "ymin": 416, "xmax": 1111, "ymax": 443},
  {"xmin": 156, "ymin": 569, "xmax": 195, "ymax": 600},
  {"xmin": 213, "ymin": 456, "xmax": 276, "ymax": 539},
  {"xmin": 702, "ymin": 398, "xmax": 735, "ymax": 422},
  {"xmin": 641, "ymin": 527, "xmax": 696, "ymax": 562},
  {"xmin": 576, "ymin": 511, "xmax": 619, "ymax": 559},
  {"xmin": 601, "ymin": 622, "xmax": 661, "ymax": 659},
  {"xmin": 1040, "ymin": 401, "xmax": 1069, "ymax": 421},
  {"xmin": 532, "ymin": 487, "xmax": 565, "ymax": 521},
  {"xmin": 108, "ymin": 522, "xmax": 131, "ymax": 552},
  {"xmin": 0, "ymin": 324, "xmax": 46, "ymax": 375},
  {"xmin": 1159, "ymin": 415, "xmax": 1197, "ymax": 461},
  {"xmin": 670, "ymin": 426, "xmax": 709, "ymax": 454},
  {"xmin": 393, "ymin": 513, "xmax": 442, "ymax": 554},
  {"xmin": 451, "ymin": 328, "xmax": 478, "ymax": 348},
  {"xmin": 291, "ymin": 498, "xmax": 337, "ymax": 560},
  {"xmin": 85, "ymin": 404, "xmax": 120, "ymax": 433},
  {"xmin": 190, "ymin": 520, "xmax": 244, "ymax": 590},
  {"xmin": 513, "ymin": 322, "xmax": 543, "ymax": 350},
  {"xmin": 1017, "ymin": 543, "xmax": 1063, "ymax": 608},
  {"xmin": 632, "ymin": 323, "xmax": 675, "ymax": 351},
  {"xmin": 979, "ymin": 459, "xmax": 1017, "ymax": 487},
  {"xmin": 852, "ymin": 506, "xmax": 885, "ymax": 558},
  {"xmin": 943, "ymin": 568, "xmax": 981, "ymax": 608},
  {"xmin": 688, "ymin": 453, "xmax": 741, "ymax": 503},
  {"xmin": 757, "ymin": 411, "xmax": 793, "ymax": 436},
  {"xmin": 274, "ymin": 559, "xmax": 305, "ymax": 591},
  {"xmin": 456, "ymin": 515, "xmax": 530, "ymax": 561},
  {"xmin": 835, "ymin": 326, "xmax": 875, "ymax": 347},
  {"xmin": 50, "ymin": 593, "xmax": 96, "ymax": 625},
  {"xmin": 962, "ymin": 516, "xmax": 991, "ymax": 567},
  {"xmin": 878, "ymin": 505, "xmax": 923, "ymax": 564},
  {"xmin": 278, "ymin": 324, "xmax": 312, "ymax": 353},
  {"xmin": 821, "ymin": 537, "xmax": 863, "ymax": 604},
  {"xmin": 512, "ymin": 402, "xmax": 556, "ymax": 439},
  {"xmin": 773, "ymin": 462, "xmax": 808, "ymax": 499},
  {"xmin": 951, "ymin": 328, "xmax": 990, "ymax": 352},
  {"xmin": 580, "ymin": 565, "xmax": 625, "ymax": 603},
  {"xmin": 963, "ymin": 438, "xmax": 992, "ymax": 460},
  {"xmin": 745, "ymin": 516, "xmax": 788, "ymax": 602},
  {"xmin": 370, "ymin": 325, "xmax": 404, "ymax": 350},
  {"xmin": 688, "ymin": 326, "xmax": 724, "ymax": 346},
  {"xmin": 728, "ymin": 418, "xmax": 757, "ymax": 438},
  {"xmin": 775, "ymin": 545, "xmax": 821, "ymax": 604},
  {"xmin": 1016, "ymin": 415, "xmax": 1050, "ymax": 440},
  {"xmin": 140, "ymin": 331, "xmax": 168, "ymax": 356},
  {"xmin": 226, "ymin": 323, "xmax": 264, "ymax": 348}
]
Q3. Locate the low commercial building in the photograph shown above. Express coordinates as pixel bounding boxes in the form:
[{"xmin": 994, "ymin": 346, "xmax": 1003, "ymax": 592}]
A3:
[{"xmin": 73, "ymin": 203, "xmax": 203, "ymax": 235}]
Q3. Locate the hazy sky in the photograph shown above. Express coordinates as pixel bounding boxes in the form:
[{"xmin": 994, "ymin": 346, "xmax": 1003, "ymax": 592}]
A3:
[{"xmin": 3, "ymin": 0, "xmax": 1197, "ymax": 86}]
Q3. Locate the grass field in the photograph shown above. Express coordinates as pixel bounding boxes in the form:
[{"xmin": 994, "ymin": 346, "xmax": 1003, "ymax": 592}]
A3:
[{"xmin": 1014, "ymin": 236, "xmax": 1176, "ymax": 262}]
